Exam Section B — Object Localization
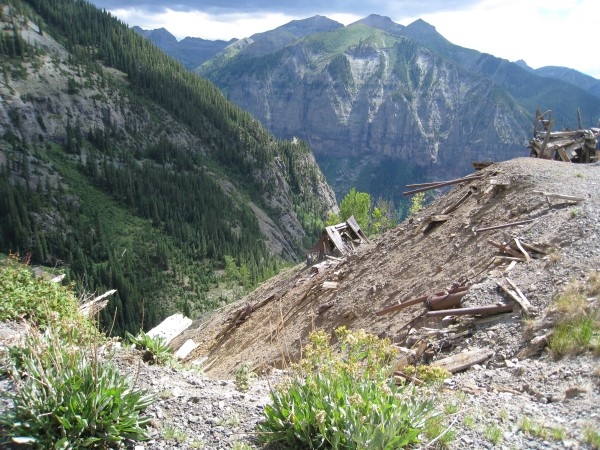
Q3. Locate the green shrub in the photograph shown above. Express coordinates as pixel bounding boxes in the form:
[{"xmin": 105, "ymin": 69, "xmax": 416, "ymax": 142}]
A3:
[
  {"xmin": 234, "ymin": 362, "xmax": 257, "ymax": 392},
  {"xmin": 0, "ymin": 328, "xmax": 155, "ymax": 448},
  {"xmin": 403, "ymin": 365, "xmax": 451, "ymax": 384},
  {"xmin": 0, "ymin": 255, "xmax": 88, "ymax": 330},
  {"xmin": 125, "ymin": 329, "xmax": 173, "ymax": 365},
  {"xmin": 257, "ymin": 327, "xmax": 438, "ymax": 449}
]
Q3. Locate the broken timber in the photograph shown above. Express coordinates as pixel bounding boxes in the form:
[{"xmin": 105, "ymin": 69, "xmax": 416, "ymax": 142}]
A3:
[
  {"xmin": 474, "ymin": 219, "xmax": 536, "ymax": 233},
  {"xmin": 488, "ymin": 239, "xmax": 545, "ymax": 262},
  {"xmin": 403, "ymin": 174, "xmax": 484, "ymax": 196},
  {"xmin": 529, "ymin": 109, "xmax": 598, "ymax": 163},
  {"xmin": 432, "ymin": 348, "xmax": 494, "ymax": 373},
  {"xmin": 496, "ymin": 278, "xmax": 533, "ymax": 316},
  {"xmin": 416, "ymin": 214, "xmax": 452, "ymax": 234},
  {"xmin": 533, "ymin": 190, "xmax": 584, "ymax": 205},
  {"xmin": 306, "ymin": 215, "xmax": 368, "ymax": 265}
]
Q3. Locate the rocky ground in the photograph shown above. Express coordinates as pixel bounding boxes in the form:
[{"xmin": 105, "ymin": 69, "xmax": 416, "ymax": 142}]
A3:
[{"xmin": 1, "ymin": 157, "xmax": 599, "ymax": 449}]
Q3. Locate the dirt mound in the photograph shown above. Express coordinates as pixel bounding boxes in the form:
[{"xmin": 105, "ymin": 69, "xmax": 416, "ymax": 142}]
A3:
[{"xmin": 178, "ymin": 157, "xmax": 599, "ymax": 379}]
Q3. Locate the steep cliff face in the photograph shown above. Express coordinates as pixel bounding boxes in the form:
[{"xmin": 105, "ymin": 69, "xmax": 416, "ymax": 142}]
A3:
[{"xmin": 199, "ymin": 24, "xmax": 531, "ymax": 199}]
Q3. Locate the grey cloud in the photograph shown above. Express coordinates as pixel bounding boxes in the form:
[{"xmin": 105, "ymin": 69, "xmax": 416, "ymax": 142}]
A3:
[{"xmin": 89, "ymin": 0, "xmax": 482, "ymax": 19}]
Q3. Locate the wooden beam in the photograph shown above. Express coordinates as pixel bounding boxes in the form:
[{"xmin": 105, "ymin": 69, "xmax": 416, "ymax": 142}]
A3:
[
  {"xmin": 403, "ymin": 175, "xmax": 484, "ymax": 196},
  {"xmin": 432, "ymin": 348, "xmax": 494, "ymax": 373},
  {"xmin": 475, "ymin": 219, "xmax": 536, "ymax": 233},
  {"xmin": 496, "ymin": 279, "xmax": 532, "ymax": 316},
  {"xmin": 513, "ymin": 238, "xmax": 531, "ymax": 262},
  {"xmin": 532, "ymin": 191, "xmax": 584, "ymax": 203},
  {"xmin": 426, "ymin": 303, "xmax": 514, "ymax": 317}
]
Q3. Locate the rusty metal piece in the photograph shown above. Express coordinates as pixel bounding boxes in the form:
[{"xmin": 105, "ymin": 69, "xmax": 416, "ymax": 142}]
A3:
[
  {"xmin": 375, "ymin": 285, "xmax": 468, "ymax": 316},
  {"xmin": 426, "ymin": 290, "xmax": 468, "ymax": 310},
  {"xmin": 426, "ymin": 303, "xmax": 514, "ymax": 317}
]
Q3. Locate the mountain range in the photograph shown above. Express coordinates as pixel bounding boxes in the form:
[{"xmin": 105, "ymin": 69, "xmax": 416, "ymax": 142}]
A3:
[{"xmin": 138, "ymin": 15, "xmax": 600, "ymax": 205}]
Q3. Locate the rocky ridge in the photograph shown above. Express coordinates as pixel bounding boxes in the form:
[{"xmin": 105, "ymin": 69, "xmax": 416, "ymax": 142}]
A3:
[
  {"xmin": 149, "ymin": 157, "xmax": 599, "ymax": 449},
  {"xmin": 2, "ymin": 157, "xmax": 599, "ymax": 449}
]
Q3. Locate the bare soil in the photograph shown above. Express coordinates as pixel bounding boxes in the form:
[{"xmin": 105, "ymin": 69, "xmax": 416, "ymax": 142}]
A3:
[{"xmin": 179, "ymin": 157, "xmax": 599, "ymax": 379}]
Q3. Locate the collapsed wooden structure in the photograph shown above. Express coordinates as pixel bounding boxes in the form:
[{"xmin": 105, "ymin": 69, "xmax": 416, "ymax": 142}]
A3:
[
  {"xmin": 528, "ymin": 109, "xmax": 598, "ymax": 163},
  {"xmin": 306, "ymin": 215, "xmax": 368, "ymax": 265}
]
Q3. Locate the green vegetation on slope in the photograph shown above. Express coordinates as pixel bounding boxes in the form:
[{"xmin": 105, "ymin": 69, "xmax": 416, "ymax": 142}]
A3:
[
  {"xmin": 0, "ymin": 0, "xmax": 332, "ymax": 334},
  {"xmin": 0, "ymin": 257, "xmax": 156, "ymax": 448}
]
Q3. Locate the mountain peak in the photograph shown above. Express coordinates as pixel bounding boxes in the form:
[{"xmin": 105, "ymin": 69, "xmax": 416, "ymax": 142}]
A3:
[
  {"xmin": 353, "ymin": 14, "xmax": 405, "ymax": 34},
  {"xmin": 267, "ymin": 15, "xmax": 343, "ymax": 38},
  {"xmin": 406, "ymin": 19, "xmax": 437, "ymax": 33}
]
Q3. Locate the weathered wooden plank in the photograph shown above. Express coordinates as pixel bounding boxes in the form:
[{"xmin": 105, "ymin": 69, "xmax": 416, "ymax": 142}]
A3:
[
  {"xmin": 475, "ymin": 219, "xmax": 536, "ymax": 233},
  {"xmin": 147, "ymin": 313, "xmax": 192, "ymax": 344},
  {"xmin": 505, "ymin": 278, "xmax": 533, "ymax": 314},
  {"xmin": 441, "ymin": 190, "xmax": 472, "ymax": 215},
  {"xmin": 432, "ymin": 348, "xmax": 494, "ymax": 373},
  {"xmin": 403, "ymin": 175, "xmax": 484, "ymax": 196},
  {"xmin": 426, "ymin": 303, "xmax": 514, "ymax": 317},
  {"xmin": 532, "ymin": 191, "xmax": 584, "ymax": 202},
  {"xmin": 496, "ymin": 279, "xmax": 531, "ymax": 316},
  {"xmin": 513, "ymin": 238, "xmax": 531, "ymax": 262}
]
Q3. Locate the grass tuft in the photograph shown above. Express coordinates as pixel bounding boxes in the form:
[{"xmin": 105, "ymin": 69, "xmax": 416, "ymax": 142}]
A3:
[
  {"xmin": 0, "ymin": 257, "xmax": 155, "ymax": 448},
  {"xmin": 549, "ymin": 279, "xmax": 600, "ymax": 357}
]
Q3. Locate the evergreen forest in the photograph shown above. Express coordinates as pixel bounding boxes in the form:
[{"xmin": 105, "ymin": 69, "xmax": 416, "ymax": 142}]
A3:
[{"xmin": 0, "ymin": 0, "xmax": 334, "ymax": 335}]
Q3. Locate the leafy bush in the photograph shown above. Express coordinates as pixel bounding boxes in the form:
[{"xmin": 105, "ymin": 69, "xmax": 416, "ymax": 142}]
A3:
[
  {"xmin": 234, "ymin": 362, "xmax": 257, "ymax": 392},
  {"xmin": 403, "ymin": 365, "xmax": 451, "ymax": 384},
  {"xmin": 257, "ymin": 327, "xmax": 438, "ymax": 449},
  {"xmin": 0, "ymin": 328, "xmax": 155, "ymax": 448},
  {"xmin": 0, "ymin": 255, "xmax": 87, "ymax": 330},
  {"xmin": 126, "ymin": 329, "xmax": 173, "ymax": 365}
]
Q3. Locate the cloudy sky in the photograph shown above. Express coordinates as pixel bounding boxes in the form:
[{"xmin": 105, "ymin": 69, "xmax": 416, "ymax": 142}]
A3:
[{"xmin": 88, "ymin": 0, "xmax": 599, "ymax": 79}]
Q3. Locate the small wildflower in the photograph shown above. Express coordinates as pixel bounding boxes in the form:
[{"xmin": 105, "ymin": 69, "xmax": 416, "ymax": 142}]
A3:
[
  {"xmin": 348, "ymin": 393, "xmax": 363, "ymax": 405},
  {"xmin": 315, "ymin": 410, "xmax": 326, "ymax": 424}
]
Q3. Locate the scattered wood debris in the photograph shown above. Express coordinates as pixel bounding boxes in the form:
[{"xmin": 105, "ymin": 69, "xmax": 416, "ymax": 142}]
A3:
[
  {"xmin": 403, "ymin": 173, "xmax": 484, "ymax": 197},
  {"xmin": 488, "ymin": 238, "xmax": 547, "ymax": 263},
  {"xmin": 415, "ymin": 214, "xmax": 451, "ymax": 234},
  {"xmin": 426, "ymin": 303, "xmax": 514, "ymax": 318},
  {"xmin": 474, "ymin": 219, "xmax": 536, "ymax": 234},
  {"xmin": 147, "ymin": 313, "xmax": 192, "ymax": 345},
  {"xmin": 529, "ymin": 109, "xmax": 598, "ymax": 163},
  {"xmin": 497, "ymin": 278, "xmax": 534, "ymax": 316},
  {"xmin": 306, "ymin": 215, "xmax": 368, "ymax": 265},
  {"xmin": 432, "ymin": 348, "xmax": 494, "ymax": 373},
  {"xmin": 533, "ymin": 190, "xmax": 585, "ymax": 206},
  {"xmin": 79, "ymin": 289, "xmax": 116, "ymax": 317}
]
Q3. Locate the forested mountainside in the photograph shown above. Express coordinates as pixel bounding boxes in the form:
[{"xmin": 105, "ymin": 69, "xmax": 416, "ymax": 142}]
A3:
[
  {"xmin": 530, "ymin": 66, "xmax": 600, "ymax": 102},
  {"xmin": 131, "ymin": 26, "xmax": 233, "ymax": 70},
  {"xmin": 193, "ymin": 15, "xmax": 600, "ymax": 208},
  {"xmin": 0, "ymin": 0, "xmax": 336, "ymax": 335}
]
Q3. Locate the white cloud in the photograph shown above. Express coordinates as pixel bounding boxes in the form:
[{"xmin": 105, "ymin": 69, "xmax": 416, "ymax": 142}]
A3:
[
  {"xmin": 414, "ymin": 0, "xmax": 600, "ymax": 77},
  {"xmin": 107, "ymin": 0, "xmax": 600, "ymax": 78}
]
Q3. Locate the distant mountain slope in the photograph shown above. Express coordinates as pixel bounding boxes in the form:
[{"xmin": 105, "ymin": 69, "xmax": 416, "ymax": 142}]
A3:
[
  {"xmin": 193, "ymin": 15, "xmax": 600, "ymax": 204},
  {"xmin": 196, "ymin": 21, "xmax": 531, "ymax": 202},
  {"xmin": 388, "ymin": 17, "xmax": 600, "ymax": 127},
  {"xmin": 132, "ymin": 26, "xmax": 233, "ymax": 70},
  {"xmin": 533, "ymin": 66, "xmax": 600, "ymax": 103},
  {"xmin": 0, "ymin": 0, "xmax": 336, "ymax": 334}
]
